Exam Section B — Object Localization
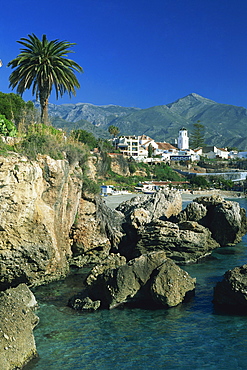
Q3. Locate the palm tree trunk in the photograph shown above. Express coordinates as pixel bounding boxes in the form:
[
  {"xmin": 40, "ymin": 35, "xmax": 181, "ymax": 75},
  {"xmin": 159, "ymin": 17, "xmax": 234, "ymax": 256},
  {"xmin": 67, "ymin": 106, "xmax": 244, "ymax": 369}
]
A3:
[
  {"xmin": 39, "ymin": 90, "xmax": 49, "ymax": 124},
  {"xmin": 40, "ymin": 98, "xmax": 49, "ymax": 124}
]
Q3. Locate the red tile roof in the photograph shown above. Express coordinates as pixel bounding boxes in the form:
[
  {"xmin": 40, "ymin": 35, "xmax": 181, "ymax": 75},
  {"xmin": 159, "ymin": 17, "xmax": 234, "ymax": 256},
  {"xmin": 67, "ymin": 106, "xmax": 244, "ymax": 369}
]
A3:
[{"xmin": 156, "ymin": 142, "xmax": 177, "ymax": 150}]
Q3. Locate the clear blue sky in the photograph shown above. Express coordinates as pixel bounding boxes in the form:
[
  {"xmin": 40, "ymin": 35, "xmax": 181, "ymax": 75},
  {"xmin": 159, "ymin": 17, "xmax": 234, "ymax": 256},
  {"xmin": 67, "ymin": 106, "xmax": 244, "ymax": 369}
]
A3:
[{"xmin": 1, "ymin": 0, "xmax": 247, "ymax": 109}]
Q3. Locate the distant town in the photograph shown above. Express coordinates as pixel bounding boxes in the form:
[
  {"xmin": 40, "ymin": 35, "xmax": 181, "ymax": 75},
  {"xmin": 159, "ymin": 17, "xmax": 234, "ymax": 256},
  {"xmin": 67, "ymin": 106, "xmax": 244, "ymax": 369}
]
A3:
[{"xmin": 111, "ymin": 128, "xmax": 247, "ymax": 163}]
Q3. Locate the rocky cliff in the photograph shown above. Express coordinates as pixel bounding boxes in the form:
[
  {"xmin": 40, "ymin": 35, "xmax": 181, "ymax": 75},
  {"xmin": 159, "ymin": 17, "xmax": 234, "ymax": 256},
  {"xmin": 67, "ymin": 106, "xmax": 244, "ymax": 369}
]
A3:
[{"xmin": 0, "ymin": 153, "xmax": 82, "ymax": 290}]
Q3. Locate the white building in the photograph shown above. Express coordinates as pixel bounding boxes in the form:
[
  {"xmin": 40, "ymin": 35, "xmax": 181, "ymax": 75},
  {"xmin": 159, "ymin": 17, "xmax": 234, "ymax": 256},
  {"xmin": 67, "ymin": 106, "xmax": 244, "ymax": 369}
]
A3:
[
  {"xmin": 117, "ymin": 135, "xmax": 158, "ymax": 158},
  {"xmin": 237, "ymin": 152, "xmax": 247, "ymax": 159},
  {"xmin": 177, "ymin": 128, "xmax": 189, "ymax": 150},
  {"xmin": 117, "ymin": 136, "xmax": 140, "ymax": 157},
  {"xmin": 195, "ymin": 146, "xmax": 229, "ymax": 159}
]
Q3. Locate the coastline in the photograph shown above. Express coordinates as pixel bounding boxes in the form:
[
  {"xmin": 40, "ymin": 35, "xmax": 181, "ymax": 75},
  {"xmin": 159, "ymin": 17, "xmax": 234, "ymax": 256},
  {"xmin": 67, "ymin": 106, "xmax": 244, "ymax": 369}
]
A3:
[
  {"xmin": 103, "ymin": 189, "xmax": 244, "ymax": 209},
  {"xmin": 181, "ymin": 189, "xmax": 244, "ymax": 202}
]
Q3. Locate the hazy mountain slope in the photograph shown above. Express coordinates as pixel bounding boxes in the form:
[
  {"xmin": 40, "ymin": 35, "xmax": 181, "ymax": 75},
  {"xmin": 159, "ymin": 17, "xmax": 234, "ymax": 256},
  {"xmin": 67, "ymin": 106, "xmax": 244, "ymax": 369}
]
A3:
[
  {"xmin": 107, "ymin": 105, "xmax": 191, "ymax": 143},
  {"xmin": 44, "ymin": 93, "xmax": 247, "ymax": 150},
  {"xmin": 166, "ymin": 93, "xmax": 216, "ymax": 119},
  {"xmin": 166, "ymin": 93, "xmax": 247, "ymax": 148},
  {"xmin": 47, "ymin": 102, "xmax": 140, "ymax": 126}
]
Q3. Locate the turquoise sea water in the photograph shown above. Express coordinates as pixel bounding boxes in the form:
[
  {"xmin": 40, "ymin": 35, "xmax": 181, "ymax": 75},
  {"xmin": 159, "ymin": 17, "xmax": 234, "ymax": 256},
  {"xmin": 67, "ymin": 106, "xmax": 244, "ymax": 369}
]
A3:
[{"xmin": 25, "ymin": 198, "xmax": 247, "ymax": 370}]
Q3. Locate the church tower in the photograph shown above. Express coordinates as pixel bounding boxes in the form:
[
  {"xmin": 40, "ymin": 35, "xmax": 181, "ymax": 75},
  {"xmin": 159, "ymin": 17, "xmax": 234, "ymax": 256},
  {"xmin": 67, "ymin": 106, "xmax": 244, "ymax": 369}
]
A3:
[{"xmin": 178, "ymin": 128, "xmax": 189, "ymax": 150}]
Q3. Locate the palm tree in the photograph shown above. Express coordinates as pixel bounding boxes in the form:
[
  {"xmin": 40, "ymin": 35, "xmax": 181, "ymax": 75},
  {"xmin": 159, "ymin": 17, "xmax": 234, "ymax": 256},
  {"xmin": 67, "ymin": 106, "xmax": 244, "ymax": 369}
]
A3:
[
  {"xmin": 108, "ymin": 125, "xmax": 120, "ymax": 138},
  {"xmin": 108, "ymin": 125, "xmax": 120, "ymax": 149},
  {"xmin": 7, "ymin": 34, "xmax": 83, "ymax": 124}
]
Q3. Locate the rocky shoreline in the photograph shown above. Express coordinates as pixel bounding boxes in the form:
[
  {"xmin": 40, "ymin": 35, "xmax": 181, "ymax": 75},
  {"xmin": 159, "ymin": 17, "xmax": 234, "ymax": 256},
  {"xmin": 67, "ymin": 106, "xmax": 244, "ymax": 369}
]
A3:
[
  {"xmin": 0, "ymin": 154, "xmax": 247, "ymax": 369},
  {"xmin": 0, "ymin": 284, "xmax": 39, "ymax": 370}
]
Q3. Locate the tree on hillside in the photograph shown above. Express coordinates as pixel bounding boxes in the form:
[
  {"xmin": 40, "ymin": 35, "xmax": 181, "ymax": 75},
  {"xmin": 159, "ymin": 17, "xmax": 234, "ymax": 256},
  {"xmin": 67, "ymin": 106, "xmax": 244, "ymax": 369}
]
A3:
[
  {"xmin": 190, "ymin": 121, "xmax": 205, "ymax": 149},
  {"xmin": 148, "ymin": 143, "xmax": 153, "ymax": 158},
  {"xmin": 0, "ymin": 92, "xmax": 25, "ymax": 123},
  {"xmin": 190, "ymin": 176, "xmax": 209, "ymax": 188},
  {"xmin": 108, "ymin": 125, "xmax": 120, "ymax": 138},
  {"xmin": 71, "ymin": 129, "xmax": 97, "ymax": 150},
  {"xmin": 7, "ymin": 33, "xmax": 83, "ymax": 124},
  {"xmin": 0, "ymin": 92, "xmax": 38, "ymax": 133}
]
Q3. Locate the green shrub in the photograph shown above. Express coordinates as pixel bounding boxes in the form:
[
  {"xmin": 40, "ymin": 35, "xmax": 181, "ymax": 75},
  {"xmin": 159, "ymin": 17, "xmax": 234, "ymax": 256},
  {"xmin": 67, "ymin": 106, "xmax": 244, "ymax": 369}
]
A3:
[
  {"xmin": 71, "ymin": 129, "xmax": 97, "ymax": 150},
  {"xmin": 129, "ymin": 163, "xmax": 136, "ymax": 174},
  {"xmin": 97, "ymin": 151, "xmax": 112, "ymax": 176},
  {"xmin": 63, "ymin": 143, "xmax": 88, "ymax": 166},
  {"xmin": 154, "ymin": 163, "xmax": 181, "ymax": 181},
  {"xmin": 190, "ymin": 176, "xmax": 209, "ymax": 187},
  {"xmin": 0, "ymin": 115, "xmax": 17, "ymax": 137},
  {"xmin": 82, "ymin": 176, "xmax": 100, "ymax": 195},
  {"xmin": 0, "ymin": 140, "xmax": 14, "ymax": 156},
  {"xmin": 17, "ymin": 133, "xmax": 64, "ymax": 160}
]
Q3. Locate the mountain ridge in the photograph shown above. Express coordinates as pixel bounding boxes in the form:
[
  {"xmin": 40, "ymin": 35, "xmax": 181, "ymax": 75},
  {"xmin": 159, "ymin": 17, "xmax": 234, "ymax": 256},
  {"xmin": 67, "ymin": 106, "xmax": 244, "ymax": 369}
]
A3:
[{"xmin": 46, "ymin": 94, "xmax": 247, "ymax": 150}]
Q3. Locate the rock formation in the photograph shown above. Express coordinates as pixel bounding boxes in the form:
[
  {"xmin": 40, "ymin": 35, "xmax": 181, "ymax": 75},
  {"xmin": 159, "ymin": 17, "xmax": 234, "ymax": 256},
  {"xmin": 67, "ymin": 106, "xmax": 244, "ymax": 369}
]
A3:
[
  {"xmin": 0, "ymin": 284, "xmax": 39, "ymax": 370},
  {"xmin": 116, "ymin": 189, "xmax": 182, "ymax": 223},
  {"xmin": 174, "ymin": 195, "xmax": 247, "ymax": 246},
  {"xmin": 135, "ymin": 219, "xmax": 220, "ymax": 263},
  {"xmin": 150, "ymin": 258, "xmax": 196, "ymax": 307},
  {"xmin": 69, "ymin": 198, "xmax": 112, "ymax": 266},
  {"xmin": 214, "ymin": 264, "xmax": 247, "ymax": 312},
  {"xmin": 68, "ymin": 251, "xmax": 196, "ymax": 310},
  {"xmin": 116, "ymin": 189, "xmax": 183, "ymax": 259},
  {"xmin": 69, "ymin": 195, "xmax": 124, "ymax": 266},
  {"xmin": 0, "ymin": 153, "xmax": 82, "ymax": 289}
]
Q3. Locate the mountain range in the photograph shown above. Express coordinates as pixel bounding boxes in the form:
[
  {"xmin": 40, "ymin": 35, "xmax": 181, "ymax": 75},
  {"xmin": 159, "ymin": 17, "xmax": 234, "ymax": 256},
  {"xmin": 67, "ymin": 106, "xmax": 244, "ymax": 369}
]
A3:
[{"xmin": 47, "ymin": 93, "xmax": 247, "ymax": 150}]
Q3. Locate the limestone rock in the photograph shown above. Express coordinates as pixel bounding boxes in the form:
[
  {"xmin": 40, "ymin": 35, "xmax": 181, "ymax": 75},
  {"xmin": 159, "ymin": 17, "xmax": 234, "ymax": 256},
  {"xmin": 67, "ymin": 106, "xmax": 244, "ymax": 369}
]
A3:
[
  {"xmin": 88, "ymin": 252, "xmax": 168, "ymax": 308},
  {"xmin": 129, "ymin": 207, "xmax": 150, "ymax": 229},
  {"xmin": 173, "ymin": 201, "xmax": 208, "ymax": 223},
  {"xmin": 85, "ymin": 253, "xmax": 126, "ymax": 286},
  {"xmin": 136, "ymin": 220, "xmax": 220, "ymax": 263},
  {"xmin": 116, "ymin": 189, "xmax": 182, "ymax": 223},
  {"xmin": 195, "ymin": 195, "xmax": 247, "ymax": 246},
  {"xmin": 109, "ymin": 155, "xmax": 130, "ymax": 176},
  {"xmin": 95, "ymin": 196, "xmax": 125, "ymax": 250},
  {"xmin": 0, "ymin": 153, "xmax": 82, "ymax": 289},
  {"xmin": 214, "ymin": 264, "xmax": 247, "ymax": 311},
  {"xmin": 69, "ymin": 251, "xmax": 196, "ymax": 310},
  {"xmin": 69, "ymin": 198, "xmax": 112, "ymax": 266},
  {"xmin": 116, "ymin": 189, "xmax": 182, "ymax": 259},
  {"xmin": 173, "ymin": 195, "xmax": 247, "ymax": 247},
  {"xmin": 151, "ymin": 259, "xmax": 196, "ymax": 307},
  {"xmin": 0, "ymin": 284, "xmax": 39, "ymax": 370}
]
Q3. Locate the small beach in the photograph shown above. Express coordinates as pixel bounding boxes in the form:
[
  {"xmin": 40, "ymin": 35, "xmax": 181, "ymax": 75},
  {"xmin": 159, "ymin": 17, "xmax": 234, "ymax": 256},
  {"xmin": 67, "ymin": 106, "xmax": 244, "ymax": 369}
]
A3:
[{"xmin": 103, "ymin": 190, "xmax": 242, "ymax": 210}]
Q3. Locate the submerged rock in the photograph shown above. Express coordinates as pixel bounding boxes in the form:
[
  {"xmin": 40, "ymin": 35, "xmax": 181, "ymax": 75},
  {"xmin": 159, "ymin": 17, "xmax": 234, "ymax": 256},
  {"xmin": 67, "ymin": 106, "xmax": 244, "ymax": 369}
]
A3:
[
  {"xmin": 214, "ymin": 264, "xmax": 247, "ymax": 312},
  {"xmin": 0, "ymin": 284, "xmax": 39, "ymax": 370},
  {"xmin": 69, "ymin": 295, "xmax": 101, "ymax": 311},
  {"xmin": 68, "ymin": 251, "xmax": 196, "ymax": 310}
]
